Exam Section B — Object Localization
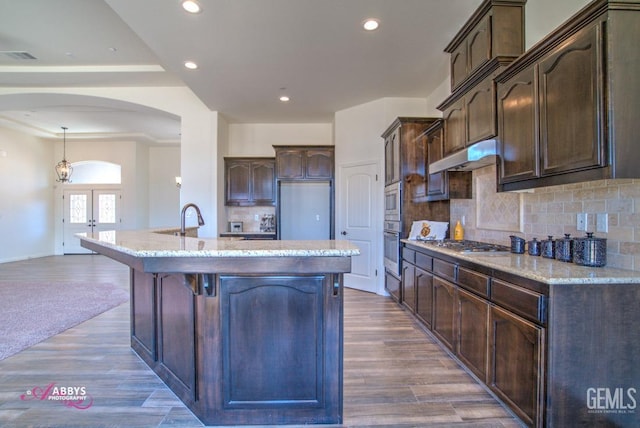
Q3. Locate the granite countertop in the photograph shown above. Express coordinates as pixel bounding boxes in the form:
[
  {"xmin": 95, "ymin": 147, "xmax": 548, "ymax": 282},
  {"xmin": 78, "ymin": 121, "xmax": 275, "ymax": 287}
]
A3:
[
  {"xmin": 403, "ymin": 239, "xmax": 640, "ymax": 285},
  {"xmin": 79, "ymin": 229, "xmax": 360, "ymax": 258}
]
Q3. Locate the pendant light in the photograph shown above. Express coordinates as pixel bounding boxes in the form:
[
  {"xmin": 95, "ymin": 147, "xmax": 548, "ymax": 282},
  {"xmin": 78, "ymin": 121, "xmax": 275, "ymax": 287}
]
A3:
[{"xmin": 55, "ymin": 126, "xmax": 73, "ymax": 183}]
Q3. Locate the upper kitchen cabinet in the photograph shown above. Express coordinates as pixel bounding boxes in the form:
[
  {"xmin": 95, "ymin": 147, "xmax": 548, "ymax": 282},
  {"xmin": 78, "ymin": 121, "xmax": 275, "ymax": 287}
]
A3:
[
  {"xmin": 445, "ymin": 0, "xmax": 526, "ymax": 92},
  {"xmin": 274, "ymin": 146, "xmax": 334, "ymax": 180},
  {"xmin": 224, "ymin": 158, "xmax": 276, "ymax": 206},
  {"xmin": 381, "ymin": 117, "xmax": 438, "ymax": 190},
  {"xmin": 423, "ymin": 120, "xmax": 471, "ymax": 202},
  {"xmin": 496, "ymin": 0, "xmax": 640, "ymax": 192},
  {"xmin": 438, "ymin": 59, "xmax": 513, "ymax": 157}
]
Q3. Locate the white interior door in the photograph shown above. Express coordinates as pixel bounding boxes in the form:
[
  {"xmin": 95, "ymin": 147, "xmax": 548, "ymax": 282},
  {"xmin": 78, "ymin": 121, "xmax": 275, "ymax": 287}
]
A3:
[
  {"xmin": 63, "ymin": 188, "xmax": 121, "ymax": 254},
  {"xmin": 338, "ymin": 162, "xmax": 378, "ymax": 293}
]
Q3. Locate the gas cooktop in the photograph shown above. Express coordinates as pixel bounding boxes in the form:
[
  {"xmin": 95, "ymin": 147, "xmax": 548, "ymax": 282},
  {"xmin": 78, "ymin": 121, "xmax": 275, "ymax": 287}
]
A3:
[{"xmin": 418, "ymin": 239, "xmax": 510, "ymax": 253}]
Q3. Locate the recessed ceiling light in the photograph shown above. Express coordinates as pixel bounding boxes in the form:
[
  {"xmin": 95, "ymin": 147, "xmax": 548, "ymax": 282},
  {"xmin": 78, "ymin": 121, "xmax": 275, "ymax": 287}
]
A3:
[
  {"xmin": 363, "ymin": 19, "xmax": 380, "ymax": 31},
  {"xmin": 184, "ymin": 61, "xmax": 198, "ymax": 70},
  {"xmin": 279, "ymin": 95, "xmax": 290, "ymax": 102},
  {"xmin": 182, "ymin": 0, "xmax": 202, "ymax": 14}
]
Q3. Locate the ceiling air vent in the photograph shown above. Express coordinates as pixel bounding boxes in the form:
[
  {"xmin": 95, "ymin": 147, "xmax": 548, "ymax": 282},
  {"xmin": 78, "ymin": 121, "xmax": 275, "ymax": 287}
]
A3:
[{"xmin": 1, "ymin": 51, "xmax": 38, "ymax": 60}]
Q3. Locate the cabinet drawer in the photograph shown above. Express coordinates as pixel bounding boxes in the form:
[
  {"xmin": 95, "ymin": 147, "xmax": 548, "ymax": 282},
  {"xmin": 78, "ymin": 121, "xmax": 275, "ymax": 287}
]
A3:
[
  {"xmin": 415, "ymin": 252, "xmax": 433, "ymax": 272},
  {"xmin": 491, "ymin": 279, "xmax": 545, "ymax": 324},
  {"xmin": 433, "ymin": 258, "xmax": 456, "ymax": 282},
  {"xmin": 457, "ymin": 267, "xmax": 490, "ymax": 298},
  {"xmin": 403, "ymin": 248, "xmax": 416, "ymax": 264}
]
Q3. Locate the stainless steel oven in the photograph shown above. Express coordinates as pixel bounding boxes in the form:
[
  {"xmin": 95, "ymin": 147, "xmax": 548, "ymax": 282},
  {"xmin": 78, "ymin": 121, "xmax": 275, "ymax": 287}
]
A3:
[
  {"xmin": 384, "ymin": 182, "xmax": 401, "ymax": 221},
  {"xmin": 383, "ymin": 220, "xmax": 401, "ymax": 277}
]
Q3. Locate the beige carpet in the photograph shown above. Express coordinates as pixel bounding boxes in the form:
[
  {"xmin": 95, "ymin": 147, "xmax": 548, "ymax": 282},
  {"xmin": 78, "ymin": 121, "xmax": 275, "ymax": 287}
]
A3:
[{"xmin": 0, "ymin": 281, "xmax": 129, "ymax": 361}]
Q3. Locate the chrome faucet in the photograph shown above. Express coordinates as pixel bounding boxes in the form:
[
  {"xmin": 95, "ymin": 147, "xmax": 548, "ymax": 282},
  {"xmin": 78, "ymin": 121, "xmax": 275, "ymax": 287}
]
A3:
[{"xmin": 180, "ymin": 203, "xmax": 205, "ymax": 236}]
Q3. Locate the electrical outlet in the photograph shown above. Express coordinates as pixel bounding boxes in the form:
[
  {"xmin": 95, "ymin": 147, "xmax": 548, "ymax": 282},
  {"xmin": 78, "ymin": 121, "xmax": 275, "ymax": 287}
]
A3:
[
  {"xmin": 577, "ymin": 213, "xmax": 587, "ymax": 231},
  {"xmin": 596, "ymin": 213, "xmax": 608, "ymax": 233},
  {"xmin": 254, "ymin": 214, "xmax": 259, "ymax": 221}
]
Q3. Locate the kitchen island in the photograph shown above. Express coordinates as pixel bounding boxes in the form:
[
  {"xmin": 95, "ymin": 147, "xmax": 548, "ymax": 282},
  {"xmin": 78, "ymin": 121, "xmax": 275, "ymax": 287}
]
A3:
[{"xmin": 80, "ymin": 229, "xmax": 359, "ymax": 426}]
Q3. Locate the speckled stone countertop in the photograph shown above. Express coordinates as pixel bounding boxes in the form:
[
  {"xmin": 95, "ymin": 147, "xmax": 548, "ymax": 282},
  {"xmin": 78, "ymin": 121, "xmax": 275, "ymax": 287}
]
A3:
[
  {"xmin": 79, "ymin": 229, "xmax": 360, "ymax": 258},
  {"xmin": 403, "ymin": 239, "xmax": 640, "ymax": 285}
]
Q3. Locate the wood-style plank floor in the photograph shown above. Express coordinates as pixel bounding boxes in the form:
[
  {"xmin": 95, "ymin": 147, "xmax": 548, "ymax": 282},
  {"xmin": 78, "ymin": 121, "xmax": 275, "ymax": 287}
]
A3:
[{"xmin": 0, "ymin": 255, "xmax": 524, "ymax": 427}]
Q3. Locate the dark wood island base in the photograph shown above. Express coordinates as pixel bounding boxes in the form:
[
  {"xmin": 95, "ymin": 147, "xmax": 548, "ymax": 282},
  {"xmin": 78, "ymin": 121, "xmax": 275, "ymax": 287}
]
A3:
[{"xmin": 80, "ymin": 231, "xmax": 358, "ymax": 426}]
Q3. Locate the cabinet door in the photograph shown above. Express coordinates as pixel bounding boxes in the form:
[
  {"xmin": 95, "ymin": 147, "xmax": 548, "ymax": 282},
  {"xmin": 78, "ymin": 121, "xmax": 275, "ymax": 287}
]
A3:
[
  {"xmin": 251, "ymin": 160, "xmax": 275, "ymax": 205},
  {"xmin": 226, "ymin": 160, "xmax": 251, "ymax": 205},
  {"xmin": 466, "ymin": 76, "xmax": 496, "ymax": 144},
  {"xmin": 468, "ymin": 15, "xmax": 491, "ymax": 77},
  {"xmin": 385, "ymin": 270, "xmax": 401, "ymax": 303},
  {"xmin": 432, "ymin": 276, "xmax": 456, "ymax": 351},
  {"xmin": 157, "ymin": 273, "xmax": 197, "ymax": 402},
  {"xmin": 384, "ymin": 128, "xmax": 401, "ymax": 185},
  {"xmin": 498, "ymin": 66, "xmax": 538, "ymax": 183},
  {"xmin": 409, "ymin": 130, "xmax": 428, "ymax": 202},
  {"xmin": 489, "ymin": 306, "xmax": 544, "ymax": 427},
  {"xmin": 457, "ymin": 288, "xmax": 489, "ymax": 382},
  {"xmin": 131, "ymin": 270, "xmax": 157, "ymax": 363},
  {"xmin": 426, "ymin": 122, "xmax": 447, "ymax": 200},
  {"xmin": 276, "ymin": 150, "xmax": 305, "ymax": 179},
  {"xmin": 443, "ymin": 98, "xmax": 466, "ymax": 156},
  {"xmin": 539, "ymin": 23, "xmax": 605, "ymax": 176},
  {"xmin": 450, "ymin": 43, "xmax": 468, "ymax": 90},
  {"xmin": 415, "ymin": 266, "xmax": 433, "ymax": 329},
  {"xmin": 306, "ymin": 150, "xmax": 333, "ymax": 179},
  {"xmin": 401, "ymin": 261, "xmax": 416, "ymax": 313}
]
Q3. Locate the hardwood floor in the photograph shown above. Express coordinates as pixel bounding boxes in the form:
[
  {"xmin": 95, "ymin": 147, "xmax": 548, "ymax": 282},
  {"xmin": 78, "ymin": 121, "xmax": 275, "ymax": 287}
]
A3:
[{"xmin": 0, "ymin": 255, "xmax": 523, "ymax": 427}]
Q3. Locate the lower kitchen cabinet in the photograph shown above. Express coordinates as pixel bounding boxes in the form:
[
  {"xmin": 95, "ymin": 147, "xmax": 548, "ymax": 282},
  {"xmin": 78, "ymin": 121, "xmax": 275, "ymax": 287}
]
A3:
[
  {"xmin": 401, "ymin": 260, "xmax": 416, "ymax": 312},
  {"xmin": 414, "ymin": 266, "xmax": 433, "ymax": 328},
  {"xmin": 384, "ymin": 270, "xmax": 401, "ymax": 303},
  {"xmin": 400, "ymin": 241, "xmax": 640, "ymax": 427},
  {"xmin": 156, "ymin": 273, "xmax": 198, "ymax": 403},
  {"xmin": 432, "ymin": 276, "xmax": 456, "ymax": 352},
  {"xmin": 488, "ymin": 305, "xmax": 544, "ymax": 427},
  {"xmin": 457, "ymin": 288, "xmax": 489, "ymax": 382}
]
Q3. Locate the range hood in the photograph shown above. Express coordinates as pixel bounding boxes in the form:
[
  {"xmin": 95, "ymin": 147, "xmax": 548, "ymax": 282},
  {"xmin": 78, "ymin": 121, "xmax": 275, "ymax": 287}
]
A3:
[{"xmin": 429, "ymin": 139, "xmax": 498, "ymax": 174}]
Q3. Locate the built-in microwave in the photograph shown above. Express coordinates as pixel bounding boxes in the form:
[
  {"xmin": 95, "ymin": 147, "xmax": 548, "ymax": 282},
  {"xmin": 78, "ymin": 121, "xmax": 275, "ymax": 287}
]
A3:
[{"xmin": 384, "ymin": 182, "xmax": 401, "ymax": 221}]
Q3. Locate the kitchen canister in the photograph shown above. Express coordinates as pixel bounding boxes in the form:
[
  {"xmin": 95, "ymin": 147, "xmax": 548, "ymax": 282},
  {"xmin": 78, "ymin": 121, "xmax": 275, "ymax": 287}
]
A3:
[
  {"xmin": 541, "ymin": 236, "xmax": 556, "ymax": 259},
  {"xmin": 573, "ymin": 232, "xmax": 607, "ymax": 267},
  {"xmin": 528, "ymin": 237, "xmax": 541, "ymax": 256},
  {"xmin": 555, "ymin": 233, "xmax": 574, "ymax": 262},
  {"xmin": 509, "ymin": 235, "xmax": 526, "ymax": 254}
]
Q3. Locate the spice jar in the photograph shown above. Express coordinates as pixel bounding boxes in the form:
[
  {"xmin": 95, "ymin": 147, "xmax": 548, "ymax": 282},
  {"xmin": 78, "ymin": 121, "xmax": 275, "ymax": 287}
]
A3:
[
  {"xmin": 555, "ymin": 233, "xmax": 574, "ymax": 263},
  {"xmin": 573, "ymin": 232, "xmax": 607, "ymax": 267}
]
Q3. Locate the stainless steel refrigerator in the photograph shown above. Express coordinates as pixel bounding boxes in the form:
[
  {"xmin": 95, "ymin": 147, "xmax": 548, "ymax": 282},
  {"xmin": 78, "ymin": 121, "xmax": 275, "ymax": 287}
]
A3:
[{"xmin": 278, "ymin": 181, "xmax": 331, "ymax": 240}]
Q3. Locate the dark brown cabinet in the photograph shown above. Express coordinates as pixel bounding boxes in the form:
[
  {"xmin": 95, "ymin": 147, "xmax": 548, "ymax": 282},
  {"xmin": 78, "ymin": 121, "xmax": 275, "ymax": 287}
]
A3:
[
  {"xmin": 130, "ymin": 269, "xmax": 156, "ymax": 363},
  {"xmin": 445, "ymin": 0, "xmax": 525, "ymax": 91},
  {"xmin": 457, "ymin": 288, "xmax": 489, "ymax": 381},
  {"xmin": 156, "ymin": 273, "xmax": 198, "ymax": 403},
  {"xmin": 384, "ymin": 126, "xmax": 401, "ymax": 185},
  {"xmin": 432, "ymin": 276, "xmax": 456, "ymax": 351},
  {"xmin": 224, "ymin": 158, "xmax": 275, "ymax": 206},
  {"xmin": 385, "ymin": 270, "xmax": 401, "ymax": 303},
  {"xmin": 489, "ymin": 305, "xmax": 544, "ymax": 427},
  {"xmin": 401, "ymin": 242, "xmax": 548, "ymax": 427},
  {"xmin": 401, "ymin": 260, "xmax": 416, "ymax": 313},
  {"xmin": 423, "ymin": 120, "xmax": 471, "ymax": 202},
  {"xmin": 497, "ymin": 0, "xmax": 640, "ymax": 191},
  {"xmin": 274, "ymin": 146, "xmax": 334, "ymax": 180},
  {"xmin": 415, "ymin": 265, "xmax": 434, "ymax": 329}
]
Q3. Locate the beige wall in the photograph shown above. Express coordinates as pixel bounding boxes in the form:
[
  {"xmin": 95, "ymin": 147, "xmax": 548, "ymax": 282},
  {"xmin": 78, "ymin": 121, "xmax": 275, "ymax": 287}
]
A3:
[{"xmin": 451, "ymin": 165, "xmax": 640, "ymax": 270}]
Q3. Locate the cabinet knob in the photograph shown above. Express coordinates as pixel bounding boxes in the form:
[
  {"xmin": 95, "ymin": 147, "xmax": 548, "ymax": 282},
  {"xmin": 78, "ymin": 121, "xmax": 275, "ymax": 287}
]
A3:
[{"xmin": 341, "ymin": 231, "xmax": 347, "ymax": 236}]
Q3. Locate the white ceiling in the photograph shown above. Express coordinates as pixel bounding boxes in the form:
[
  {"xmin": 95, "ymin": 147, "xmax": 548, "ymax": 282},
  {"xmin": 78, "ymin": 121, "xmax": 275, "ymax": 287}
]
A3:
[{"xmin": 0, "ymin": 0, "xmax": 483, "ymax": 143}]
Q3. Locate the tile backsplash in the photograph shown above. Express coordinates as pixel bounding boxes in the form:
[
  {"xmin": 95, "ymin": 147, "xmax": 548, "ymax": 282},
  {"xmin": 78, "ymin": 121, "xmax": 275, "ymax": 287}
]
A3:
[
  {"xmin": 225, "ymin": 206, "xmax": 276, "ymax": 232},
  {"xmin": 450, "ymin": 165, "xmax": 640, "ymax": 271}
]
